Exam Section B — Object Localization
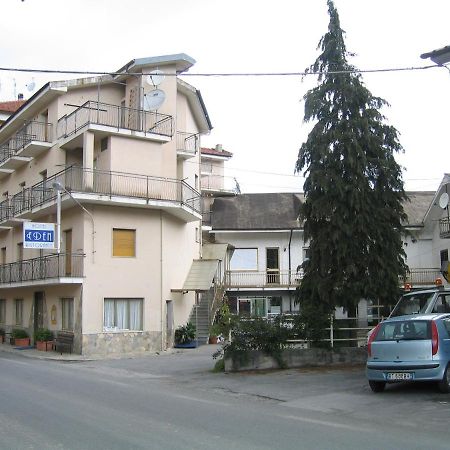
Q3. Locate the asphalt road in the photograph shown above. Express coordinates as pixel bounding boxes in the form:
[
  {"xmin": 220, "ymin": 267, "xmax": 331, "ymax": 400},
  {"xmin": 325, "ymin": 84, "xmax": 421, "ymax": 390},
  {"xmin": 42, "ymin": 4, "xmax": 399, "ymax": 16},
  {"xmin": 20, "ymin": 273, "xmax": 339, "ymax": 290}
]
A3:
[{"xmin": 1, "ymin": 346, "xmax": 450, "ymax": 450}]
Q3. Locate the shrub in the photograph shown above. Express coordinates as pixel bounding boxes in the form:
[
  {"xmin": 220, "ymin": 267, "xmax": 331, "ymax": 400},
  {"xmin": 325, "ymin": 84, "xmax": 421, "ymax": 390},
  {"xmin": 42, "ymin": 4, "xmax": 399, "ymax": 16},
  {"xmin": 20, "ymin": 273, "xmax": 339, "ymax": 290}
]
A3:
[
  {"xmin": 34, "ymin": 328, "xmax": 53, "ymax": 342},
  {"xmin": 11, "ymin": 329, "xmax": 28, "ymax": 339},
  {"xmin": 174, "ymin": 322, "xmax": 196, "ymax": 345}
]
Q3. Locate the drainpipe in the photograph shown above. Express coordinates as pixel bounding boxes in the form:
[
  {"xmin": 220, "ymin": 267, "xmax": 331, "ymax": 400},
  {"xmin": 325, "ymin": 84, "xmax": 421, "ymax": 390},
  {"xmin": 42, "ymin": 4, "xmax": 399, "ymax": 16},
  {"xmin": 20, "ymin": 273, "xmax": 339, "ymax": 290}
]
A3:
[
  {"xmin": 288, "ymin": 229, "xmax": 293, "ymax": 312},
  {"xmin": 160, "ymin": 211, "xmax": 164, "ymax": 351}
]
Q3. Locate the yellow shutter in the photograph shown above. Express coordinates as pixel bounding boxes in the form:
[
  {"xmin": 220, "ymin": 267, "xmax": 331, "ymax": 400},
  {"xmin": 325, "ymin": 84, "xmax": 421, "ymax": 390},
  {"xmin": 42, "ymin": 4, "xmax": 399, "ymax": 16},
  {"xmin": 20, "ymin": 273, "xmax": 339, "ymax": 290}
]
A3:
[{"xmin": 113, "ymin": 229, "xmax": 135, "ymax": 257}]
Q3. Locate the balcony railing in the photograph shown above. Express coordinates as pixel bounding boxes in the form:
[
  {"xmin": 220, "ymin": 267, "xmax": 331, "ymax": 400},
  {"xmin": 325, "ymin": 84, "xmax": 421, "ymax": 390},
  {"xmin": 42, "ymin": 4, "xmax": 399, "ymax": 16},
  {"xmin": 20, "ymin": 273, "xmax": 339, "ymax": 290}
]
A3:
[
  {"xmin": 200, "ymin": 174, "xmax": 240, "ymax": 194},
  {"xmin": 0, "ymin": 121, "xmax": 52, "ymax": 164},
  {"xmin": 2, "ymin": 166, "xmax": 200, "ymax": 221},
  {"xmin": 0, "ymin": 253, "xmax": 84, "ymax": 285},
  {"xmin": 57, "ymin": 101, "xmax": 173, "ymax": 139},
  {"xmin": 225, "ymin": 270, "xmax": 301, "ymax": 288},
  {"xmin": 401, "ymin": 268, "xmax": 443, "ymax": 286},
  {"xmin": 440, "ymin": 217, "xmax": 450, "ymax": 238},
  {"xmin": 176, "ymin": 132, "xmax": 198, "ymax": 155}
]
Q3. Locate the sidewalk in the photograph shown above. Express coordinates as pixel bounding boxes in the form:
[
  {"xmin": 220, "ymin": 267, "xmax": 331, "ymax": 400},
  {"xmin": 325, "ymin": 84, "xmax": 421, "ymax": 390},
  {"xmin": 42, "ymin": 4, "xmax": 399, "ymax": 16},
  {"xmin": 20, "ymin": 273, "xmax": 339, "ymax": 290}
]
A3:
[{"xmin": 0, "ymin": 341, "xmax": 186, "ymax": 362}]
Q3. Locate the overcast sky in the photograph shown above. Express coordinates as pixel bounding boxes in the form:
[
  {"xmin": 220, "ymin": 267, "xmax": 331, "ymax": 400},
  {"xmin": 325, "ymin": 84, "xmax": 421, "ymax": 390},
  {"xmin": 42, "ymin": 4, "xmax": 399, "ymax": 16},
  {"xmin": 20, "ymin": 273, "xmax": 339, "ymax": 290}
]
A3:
[{"xmin": 1, "ymin": 0, "xmax": 449, "ymax": 193}]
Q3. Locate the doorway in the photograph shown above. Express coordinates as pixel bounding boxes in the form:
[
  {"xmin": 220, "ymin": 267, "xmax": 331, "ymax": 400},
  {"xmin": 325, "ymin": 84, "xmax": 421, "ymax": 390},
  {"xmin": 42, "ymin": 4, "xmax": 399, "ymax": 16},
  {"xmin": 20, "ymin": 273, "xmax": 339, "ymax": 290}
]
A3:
[
  {"xmin": 33, "ymin": 291, "xmax": 45, "ymax": 332},
  {"xmin": 64, "ymin": 229, "xmax": 72, "ymax": 276},
  {"xmin": 266, "ymin": 248, "xmax": 280, "ymax": 284}
]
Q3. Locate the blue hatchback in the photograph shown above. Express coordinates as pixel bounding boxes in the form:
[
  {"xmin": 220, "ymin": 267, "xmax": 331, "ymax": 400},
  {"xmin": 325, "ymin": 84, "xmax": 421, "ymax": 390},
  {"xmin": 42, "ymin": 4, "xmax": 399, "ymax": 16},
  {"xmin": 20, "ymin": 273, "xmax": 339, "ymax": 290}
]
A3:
[{"xmin": 366, "ymin": 313, "xmax": 450, "ymax": 393}]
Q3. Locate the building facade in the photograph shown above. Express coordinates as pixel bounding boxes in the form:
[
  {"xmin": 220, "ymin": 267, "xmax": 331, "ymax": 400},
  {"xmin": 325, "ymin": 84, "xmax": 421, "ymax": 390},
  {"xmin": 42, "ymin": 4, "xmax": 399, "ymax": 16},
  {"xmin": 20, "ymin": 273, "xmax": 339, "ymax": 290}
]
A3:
[{"xmin": 0, "ymin": 54, "xmax": 212, "ymax": 356}]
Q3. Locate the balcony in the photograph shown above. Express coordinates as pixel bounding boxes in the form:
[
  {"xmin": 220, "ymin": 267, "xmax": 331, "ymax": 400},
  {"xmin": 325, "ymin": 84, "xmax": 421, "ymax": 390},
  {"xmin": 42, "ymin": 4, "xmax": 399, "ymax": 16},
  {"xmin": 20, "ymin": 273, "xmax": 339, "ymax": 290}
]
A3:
[
  {"xmin": 1, "ymin": 165, "xmax": 201, "ymax": 224},
  {"xmin": 0, "ymin": 121, "xmax": 53, "ymax": 171},
  {"xmin": 225, "ymin": 270, "xmax": 301, "ymax": 290},
  {"xmin": 57, "ymin": 101, "xmax": 173, "ymax": 149},
  {"xmin": 0, "ymin": 253, "xmax": 84, "ymax": 288},
  {"xmin": 200, "ymin": 174, "xmax": 240, "ymax": 195},
  {"xmin": 401, "ymin": 268, "xmax": 444, "ymax": 287},
  {"xmin": 176, "ymin": 132, "xmax": 198, "ymax": 159},
  {"xmin": 440, "ymin": 217, "xmax": 450, "ymax": 239}
]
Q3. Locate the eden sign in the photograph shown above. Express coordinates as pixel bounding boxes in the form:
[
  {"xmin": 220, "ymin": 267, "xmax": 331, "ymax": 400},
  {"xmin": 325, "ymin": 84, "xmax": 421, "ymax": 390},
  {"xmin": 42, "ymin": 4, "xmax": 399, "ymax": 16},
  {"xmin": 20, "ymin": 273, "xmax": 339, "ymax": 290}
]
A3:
[{"xmin": 23, "ymin": 222, "xmax": 56, "ymax": 249}]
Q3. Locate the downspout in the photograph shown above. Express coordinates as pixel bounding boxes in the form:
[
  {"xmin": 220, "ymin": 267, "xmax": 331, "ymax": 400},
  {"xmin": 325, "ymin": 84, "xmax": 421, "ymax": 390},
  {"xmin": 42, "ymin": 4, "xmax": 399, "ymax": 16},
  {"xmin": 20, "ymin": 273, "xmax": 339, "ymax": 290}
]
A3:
[
  {"xmin": 160, "ymin": 210, "xmax": 164, "ymax": 351},
  {"xmin": 288, "ymin": 229, "xmax": 293, "ymax": 312}
]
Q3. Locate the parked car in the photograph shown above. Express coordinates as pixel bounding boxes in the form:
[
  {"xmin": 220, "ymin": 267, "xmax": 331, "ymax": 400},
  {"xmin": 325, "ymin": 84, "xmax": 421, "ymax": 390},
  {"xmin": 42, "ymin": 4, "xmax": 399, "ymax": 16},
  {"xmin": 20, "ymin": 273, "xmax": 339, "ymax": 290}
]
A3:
[
  {"xmin": 389, "ymin": 287, "xmax": 450, "ymax": 317},
  {"xmin": 366, "ymin": 313, "xmax": 450, "ymax": 393}
]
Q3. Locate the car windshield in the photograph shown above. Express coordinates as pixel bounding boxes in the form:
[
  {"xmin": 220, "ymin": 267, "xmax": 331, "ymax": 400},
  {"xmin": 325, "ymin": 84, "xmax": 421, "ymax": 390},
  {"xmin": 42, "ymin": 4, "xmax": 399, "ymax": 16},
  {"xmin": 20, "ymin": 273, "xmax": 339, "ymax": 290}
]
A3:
[
  {"xmin": 375, "ymin": 320, "xmax": 431, "ymax": 341},
  {"xmin": 390, "ymin": 292, "xmax": 435, "ymax": 317}
]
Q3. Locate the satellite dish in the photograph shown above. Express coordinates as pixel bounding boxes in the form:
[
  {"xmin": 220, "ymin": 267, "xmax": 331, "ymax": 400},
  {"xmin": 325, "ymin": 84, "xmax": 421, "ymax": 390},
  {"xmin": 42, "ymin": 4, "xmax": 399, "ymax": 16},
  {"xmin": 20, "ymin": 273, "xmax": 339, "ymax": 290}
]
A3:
[
  {"xmin": 144, "ymin": 89, "xmax": 166, "ymax": 111},
  {"xmin": 146, "ymin": 70, "xmax": 166, "ymax": 87},
  {"xmin": 439, "ymin": 192, "xmax": 449, "ymax": 209},
  {"xmin": 27, "ymin": 79, "xmax": 36, "ymax": 92}
]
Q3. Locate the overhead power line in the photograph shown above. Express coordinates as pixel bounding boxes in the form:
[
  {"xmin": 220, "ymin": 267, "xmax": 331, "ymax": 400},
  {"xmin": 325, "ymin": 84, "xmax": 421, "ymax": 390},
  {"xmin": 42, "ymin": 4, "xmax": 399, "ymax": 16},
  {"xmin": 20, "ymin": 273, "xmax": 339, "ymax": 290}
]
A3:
[{"xmin": 0, "ymin": 64, "xmax": 442, "ymax": 77}]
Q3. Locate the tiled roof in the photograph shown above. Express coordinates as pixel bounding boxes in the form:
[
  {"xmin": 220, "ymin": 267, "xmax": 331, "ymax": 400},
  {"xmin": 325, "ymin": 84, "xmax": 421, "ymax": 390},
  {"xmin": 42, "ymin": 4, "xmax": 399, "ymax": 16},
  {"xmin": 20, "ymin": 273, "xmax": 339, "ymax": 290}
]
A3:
[
  {"xmin": 211, "ymin": 191, "xmax": 434, "ymax": 231},
  {"xmin": 201, "ymin": 147, "xmax": 233, "ymax": 158},
  {"xmin": 0, "ymin": 100, "xmax": 26, "ymax": 113}
]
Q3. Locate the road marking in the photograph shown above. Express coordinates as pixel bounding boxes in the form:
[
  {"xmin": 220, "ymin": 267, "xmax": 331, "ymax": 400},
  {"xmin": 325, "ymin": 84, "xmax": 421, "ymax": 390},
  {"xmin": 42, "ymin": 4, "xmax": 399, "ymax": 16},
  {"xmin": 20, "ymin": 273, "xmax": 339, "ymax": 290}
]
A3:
[{"xmin": 278, "ymin": 414, "xmax": 371, "ymax": 432}]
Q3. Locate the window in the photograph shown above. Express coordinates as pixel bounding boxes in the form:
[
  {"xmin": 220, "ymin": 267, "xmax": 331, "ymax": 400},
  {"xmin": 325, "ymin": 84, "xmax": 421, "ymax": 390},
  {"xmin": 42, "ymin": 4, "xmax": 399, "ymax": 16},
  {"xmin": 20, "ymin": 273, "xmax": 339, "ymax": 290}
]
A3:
[
  {"xmin": 230, "ymin": 248, "xmax": 258, "ymax": 271},
  {"xmin": 61, "ymin": 298, "xmax": 74, "ymax": 331},
  {"xmin": 201, "ymin": 162, "xmax": 213, "ymax": 173},
  {"xmin": 15, "ymin": 299, "xmax": 23, "ymax": 325},
  {"xmin": 268, "ymin": 297, "xmax": 282, "ymax": 315},
  {"xmin": 0, "ymin": 299, "xmax": 5, "ymax": 323},
  {"xmin": 100, "ymin": 137, "xmax": 108, "ymax": 151},
  {"xmin": 432, "ymin": 294, "xmax": 450, "ymax": 313},
  {"xmin": 195, "ymin": 227, "xmax": 200, "ymax": 243},
  {"xmin": 1, "ymin": 247, "xmax": 6, "ymax": 265},
  {"xmin": 103, "ymin": 298, "xmax": 143, "ymax": 331},
  {"xmin": 112, "ymin": 229, "xmax": 136, "ymax": 257},
  {"xmin": 375, "ymin": 320, "xmax": 431, "ymax": 341}
]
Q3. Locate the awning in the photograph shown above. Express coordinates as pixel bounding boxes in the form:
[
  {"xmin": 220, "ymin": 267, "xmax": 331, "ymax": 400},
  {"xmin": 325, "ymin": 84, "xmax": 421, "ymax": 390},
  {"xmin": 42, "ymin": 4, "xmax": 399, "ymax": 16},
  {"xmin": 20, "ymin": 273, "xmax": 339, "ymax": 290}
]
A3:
[
  {"xmin": 181, "ymin": 259, "xmax": 219, "ymax": 292},
  {"xmin": 202, "ymin": 243, "xmax": 229, "ymax": 261}
]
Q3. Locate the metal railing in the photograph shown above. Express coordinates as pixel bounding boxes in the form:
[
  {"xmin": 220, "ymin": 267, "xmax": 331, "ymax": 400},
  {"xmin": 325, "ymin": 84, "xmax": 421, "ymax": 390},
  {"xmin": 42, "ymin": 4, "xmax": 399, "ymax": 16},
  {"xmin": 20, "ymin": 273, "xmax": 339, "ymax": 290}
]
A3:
[
  {"xmin": 401, "ymin": 268, "xmax": 443, "ymax": 286},
  {"xmin": 57, "ymin": 101, "xmax": 173, "ymax": 139},
  {"xmin": 225, "ymin": 270, "xmax": 302, "ymax": 288},
  {"xmin": 200, "ymin": 174, "xmax": 239, "ymax": 193},
  {"xmin": 0, "ymin": 121, "xmax": 52, "ymax": 164},
  {"xmin": 176, "ymin": 132, "xmax": 198, "ymax": 154},
  {"xmin": 440, "ymin": 217, "xmax": 450, "ymax": 238},
  {"xmin": 4, "ymin": 166, "xmax": 201, "ymax": 219},
  {"xmin": 0, "ymin": 253, "xmax": 84, "ymax": 284}
]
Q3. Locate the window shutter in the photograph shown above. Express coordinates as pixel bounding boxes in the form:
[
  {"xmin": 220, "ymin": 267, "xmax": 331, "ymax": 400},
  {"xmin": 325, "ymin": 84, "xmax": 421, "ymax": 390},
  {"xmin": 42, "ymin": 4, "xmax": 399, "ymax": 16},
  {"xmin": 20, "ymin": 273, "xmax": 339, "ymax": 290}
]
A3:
[{"xmin": 113, "ymin": 229, "xmax": 135, "ymax": 257}]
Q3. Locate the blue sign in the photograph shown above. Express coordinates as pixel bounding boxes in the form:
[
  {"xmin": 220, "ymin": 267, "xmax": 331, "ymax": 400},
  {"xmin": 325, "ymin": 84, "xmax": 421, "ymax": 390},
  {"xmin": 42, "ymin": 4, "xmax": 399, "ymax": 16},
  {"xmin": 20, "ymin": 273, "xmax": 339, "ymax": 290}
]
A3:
[{"xmin": 23, "ymin": 222, "xmax": 56, "ymax": 249}]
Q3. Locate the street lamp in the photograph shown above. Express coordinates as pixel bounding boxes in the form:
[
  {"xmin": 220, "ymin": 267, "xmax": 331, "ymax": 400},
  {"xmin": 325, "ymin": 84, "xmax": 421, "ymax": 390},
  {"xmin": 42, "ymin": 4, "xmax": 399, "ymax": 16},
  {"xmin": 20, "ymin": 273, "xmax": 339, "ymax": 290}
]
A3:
[{"xmin": 52, "ymin": 181, "xmax": 95, "ymax": 261}]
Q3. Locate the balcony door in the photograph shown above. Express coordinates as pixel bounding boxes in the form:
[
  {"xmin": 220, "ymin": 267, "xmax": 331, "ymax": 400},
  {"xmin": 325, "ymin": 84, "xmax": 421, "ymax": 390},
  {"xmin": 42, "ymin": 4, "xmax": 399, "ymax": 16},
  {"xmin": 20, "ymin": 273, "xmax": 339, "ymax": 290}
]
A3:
[
  {"xmin": 266, "ymin": 248, "xmax": 280, "ymax": 284},
  {"xmin": 33, "ymin": 291, "xmax": 45, "ymax": 332},
  {"xmin": 64, "ymin": 230, "xmax": 72, "ymax": 276}
]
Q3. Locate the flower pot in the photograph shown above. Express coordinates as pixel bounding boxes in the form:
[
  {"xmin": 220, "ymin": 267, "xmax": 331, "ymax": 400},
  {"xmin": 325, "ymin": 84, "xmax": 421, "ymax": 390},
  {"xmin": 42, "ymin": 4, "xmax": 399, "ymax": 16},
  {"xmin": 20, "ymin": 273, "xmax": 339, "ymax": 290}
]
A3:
[
  {"xmin": 36, "ymin": 340, "xmax": 53, "ymax": 351},
  {"xmin": 14, "ymin": 338, "xmax": 30, "ymax": 347},
  {"xmin": 209, "ymin": 336, "xmax": 218, "ymax": 344}
]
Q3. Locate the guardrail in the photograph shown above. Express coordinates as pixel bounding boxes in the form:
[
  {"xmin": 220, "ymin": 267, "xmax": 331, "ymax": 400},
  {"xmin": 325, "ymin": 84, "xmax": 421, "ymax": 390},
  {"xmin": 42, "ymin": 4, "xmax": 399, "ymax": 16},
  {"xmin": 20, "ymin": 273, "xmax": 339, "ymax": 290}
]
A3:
[
  {"xmin": 225, "ymin": 270, "xmax": 302, "ymax": 288},
  {"xmin": 57, "ymin": 101, "xmax": 173, "ymax": 139},
  {"xmin": 200, "ymin": 174, "xmax": 239, "ymax": 193},
  {"xmin": 440, "ymin": 217, "xmax": 450, "ymax": 239},
  {"xmin": 0, "ymin": 253, "xmax": 84, "ymax": 284},
  {"xmin": 176, "ymin": 132, "xmax": 198, "ymax": 154},
  {"xmin": 401, "ymin": 268, "xmax": 443, "ymax": 286}
]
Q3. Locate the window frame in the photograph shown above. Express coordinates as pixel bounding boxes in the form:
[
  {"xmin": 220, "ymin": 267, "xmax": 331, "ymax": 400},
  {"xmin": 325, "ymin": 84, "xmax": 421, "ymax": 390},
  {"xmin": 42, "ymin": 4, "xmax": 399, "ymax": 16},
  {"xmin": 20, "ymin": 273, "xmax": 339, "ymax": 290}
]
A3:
[
  {"xmin": 103, "ymin": 298, "xmax": 143, "ymax": 332},
  {"xmin": 112, "ymin": 228, "xmax": 136, "ymax": 258},
  {"xmin": 0, "ymin": 299, "xmax": 5, "ymax": 323},
  {"xmin": 15, "ymin": 299, "xmax": 23, "ymax": 325},
  {"xmin": 230, "ymin": 248, "xmax": 259, "ymax": 272},
  {"xmin": 61, "ymin": 297, "xmax": 74, "ymax": 331}
]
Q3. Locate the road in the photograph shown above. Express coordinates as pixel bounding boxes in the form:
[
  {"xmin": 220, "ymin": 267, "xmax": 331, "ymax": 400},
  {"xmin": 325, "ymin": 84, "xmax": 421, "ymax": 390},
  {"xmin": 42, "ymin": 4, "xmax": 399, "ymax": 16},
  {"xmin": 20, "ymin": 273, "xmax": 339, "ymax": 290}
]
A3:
[{"xmin": 1, "ymin": 346, "xmax": 450, "ymax": 450}]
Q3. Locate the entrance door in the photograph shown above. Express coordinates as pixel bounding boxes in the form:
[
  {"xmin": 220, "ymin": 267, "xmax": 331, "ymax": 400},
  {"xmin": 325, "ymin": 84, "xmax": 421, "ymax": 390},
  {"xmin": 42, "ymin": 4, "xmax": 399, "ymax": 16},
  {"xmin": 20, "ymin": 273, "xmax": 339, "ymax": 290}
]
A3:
[
  {"xmin": 34, "ymin": 291, "xmax": 45, "ymax": 332},
  {"xmin": 266, "ymin": 248, "xmax": 280, "ymax": 284},
  {"xmin": 64, "ymin": 229, "xmax": 72, "ymax": 276}
]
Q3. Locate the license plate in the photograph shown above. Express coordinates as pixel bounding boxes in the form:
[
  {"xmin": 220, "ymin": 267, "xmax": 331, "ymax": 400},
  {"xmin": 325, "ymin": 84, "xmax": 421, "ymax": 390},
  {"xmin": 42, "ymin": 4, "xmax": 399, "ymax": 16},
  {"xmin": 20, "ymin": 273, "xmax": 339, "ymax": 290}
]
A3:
[{"xmin": 387, "ymin": 372, "xmax": 413, "ymax": 381}]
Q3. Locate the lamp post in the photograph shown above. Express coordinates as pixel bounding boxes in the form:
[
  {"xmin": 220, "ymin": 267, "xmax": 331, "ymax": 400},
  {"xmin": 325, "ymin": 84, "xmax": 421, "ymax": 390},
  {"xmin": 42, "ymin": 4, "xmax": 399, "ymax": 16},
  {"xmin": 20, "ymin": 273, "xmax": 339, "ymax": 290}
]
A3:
[{"xmin": 52, "ymin": 181, "xmax": 95, "ymax": 261}]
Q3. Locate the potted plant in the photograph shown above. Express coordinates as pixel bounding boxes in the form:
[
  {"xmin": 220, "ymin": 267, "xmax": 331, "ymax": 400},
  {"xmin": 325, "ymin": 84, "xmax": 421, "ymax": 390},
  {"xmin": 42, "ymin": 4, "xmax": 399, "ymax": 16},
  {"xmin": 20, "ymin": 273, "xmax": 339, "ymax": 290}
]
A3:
[
  {"xmin": 34, "ymin": 328, "xmax": 53, "ymax": 351},
  {"xmin": 0, "ymin": 328, "xmax": 4, "ymax": 344},
  {"xmin": 174, "ymin": 322, "xmax": 197, "ymax": 348},
  {"xmin": 11, "ymin": 329, "xmax": 30, "ymax": 347}
]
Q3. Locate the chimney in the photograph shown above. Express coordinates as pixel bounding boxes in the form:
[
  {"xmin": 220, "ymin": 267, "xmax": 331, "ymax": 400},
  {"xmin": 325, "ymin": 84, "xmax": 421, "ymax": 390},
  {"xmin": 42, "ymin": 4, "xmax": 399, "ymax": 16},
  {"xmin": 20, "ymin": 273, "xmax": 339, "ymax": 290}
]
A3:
[
  {"xmin": 215, "ymin": 144, "xmax": 222, "ymax": 152},
  {"xmin": 17, "ymin": 93, "xmax": 24, "ymax": 100}
]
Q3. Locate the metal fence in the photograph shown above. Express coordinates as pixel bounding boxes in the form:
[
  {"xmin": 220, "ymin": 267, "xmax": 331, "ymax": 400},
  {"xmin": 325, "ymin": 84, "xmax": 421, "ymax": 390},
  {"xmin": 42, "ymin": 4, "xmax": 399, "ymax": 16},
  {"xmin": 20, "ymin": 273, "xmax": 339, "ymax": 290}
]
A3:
[
  {"xmin": 176, "ymin": 132, "xmax": 198, "ymax": 154},
  {"xmin": 200, "ymin": 174, "xmax": 239, "ymax": 193},
  {"xmin": 401, "ymin": 268, "xmax": 443, "ymax": 286},
  {"xmin": 5, "ymin": 166, "xmax": 201, "ymax": 219},
  {"xmin": 0, "ymin": 121, "xmax": 52, "ymax": 164},
  {"xmin": 440, "ymin": 217, "xmax": 450, "ymax": 238},
  {"xmin": 0, "ymin": 253, "xmax": 84, "ymax": 284},
  {"xmin": 57, "ymin": 101, "xmax": 173, "ymax": 139},
  {"xmin": 225, "ymin": 270, "xmax": 302, "ymax": 288}
]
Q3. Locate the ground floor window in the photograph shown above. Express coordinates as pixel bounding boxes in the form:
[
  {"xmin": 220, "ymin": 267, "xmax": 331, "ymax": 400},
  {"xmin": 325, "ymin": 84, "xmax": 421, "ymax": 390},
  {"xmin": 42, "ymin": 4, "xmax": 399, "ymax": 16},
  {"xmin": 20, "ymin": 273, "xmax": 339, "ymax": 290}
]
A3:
[
  {"xmin": 228, "ymin": 296, "xmax": 285, "ymax": 318},
  {"xmin": 104, "ymin": 298, "xmax": 143, "ymax": 331},
  {"xmin": 61, "ymin": 298, "xmax": 74, "ymax": 331},
  {"xmin": 15, "ymin": 299, "xmax": 23, "ymax": 325},
  {"xmin": 0, "ymin": 299, "xmax": 5, "ymax": 323}
]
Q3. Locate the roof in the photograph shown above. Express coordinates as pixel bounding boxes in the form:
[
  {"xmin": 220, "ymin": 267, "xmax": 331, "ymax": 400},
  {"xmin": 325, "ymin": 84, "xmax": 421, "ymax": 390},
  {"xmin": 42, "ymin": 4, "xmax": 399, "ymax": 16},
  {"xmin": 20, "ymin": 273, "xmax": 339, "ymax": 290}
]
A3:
[
  {"xmin": 201, "ymin": 147, "xmax": 233, "ymax": 158},
  {"xmin": 182, "ymin": 260, "xmax": 219, "ymax": 291},
  {"xmin": 116, "ymin": 53, "xmax": 196, "ymax": 75},
  {"xmin": 211, "ymin": 191, "xmax": 435, "ymax": 231},
  {"xmin": 211, "ymin": 193, "xmax": 304, "ymax": 230},
  {"xmin": 0, "ymin": 100, "xmax": 26, "ymax": 113},
  {"xmin": 420, "ymin": 45, "xmax": 450, "ymax": 64}
]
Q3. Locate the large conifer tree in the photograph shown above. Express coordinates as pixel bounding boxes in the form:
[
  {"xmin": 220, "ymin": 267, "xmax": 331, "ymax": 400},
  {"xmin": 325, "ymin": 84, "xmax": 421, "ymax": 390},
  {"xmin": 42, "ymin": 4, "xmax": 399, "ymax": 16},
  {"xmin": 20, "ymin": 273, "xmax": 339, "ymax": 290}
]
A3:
[{"xmin": 296, "ymin": 0, "xmax": 407, "ymax": 318}]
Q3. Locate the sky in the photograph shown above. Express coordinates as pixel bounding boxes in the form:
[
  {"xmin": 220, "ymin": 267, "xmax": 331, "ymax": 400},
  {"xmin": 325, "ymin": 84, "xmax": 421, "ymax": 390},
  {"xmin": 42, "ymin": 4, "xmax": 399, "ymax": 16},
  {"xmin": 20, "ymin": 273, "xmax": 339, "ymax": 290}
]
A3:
[{"xmin": 1, "ymin": 0, "xmax": 449, "ymax": 193}]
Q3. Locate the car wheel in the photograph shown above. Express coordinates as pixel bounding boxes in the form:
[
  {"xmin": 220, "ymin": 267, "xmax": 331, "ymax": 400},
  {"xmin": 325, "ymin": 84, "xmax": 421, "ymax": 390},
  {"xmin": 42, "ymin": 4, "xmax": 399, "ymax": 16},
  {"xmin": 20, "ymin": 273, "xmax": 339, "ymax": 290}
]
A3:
[
  {"xmin": 369, "ymin": 380, "xmax": 386, "ymax": 393},
  {"xmin": 438, "ymin": 365, "xmax": 450, "ymax": 393}
]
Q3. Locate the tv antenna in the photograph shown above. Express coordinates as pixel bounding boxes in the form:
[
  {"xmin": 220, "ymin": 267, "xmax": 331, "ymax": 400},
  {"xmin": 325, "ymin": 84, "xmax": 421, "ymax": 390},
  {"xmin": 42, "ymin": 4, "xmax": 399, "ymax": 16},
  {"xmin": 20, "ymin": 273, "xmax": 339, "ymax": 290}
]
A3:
[{"xmin": 146, "ymin": 69, "xmax": 166, "ymax": 87}]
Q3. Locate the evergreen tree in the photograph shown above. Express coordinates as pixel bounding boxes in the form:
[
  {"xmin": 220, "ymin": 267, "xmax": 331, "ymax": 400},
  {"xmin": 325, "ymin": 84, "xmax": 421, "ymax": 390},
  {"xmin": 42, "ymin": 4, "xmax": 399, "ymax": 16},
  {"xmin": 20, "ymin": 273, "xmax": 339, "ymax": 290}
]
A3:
[{"xmin": 295, "ymin": 0, "xmax": 407, "ymax": 318}]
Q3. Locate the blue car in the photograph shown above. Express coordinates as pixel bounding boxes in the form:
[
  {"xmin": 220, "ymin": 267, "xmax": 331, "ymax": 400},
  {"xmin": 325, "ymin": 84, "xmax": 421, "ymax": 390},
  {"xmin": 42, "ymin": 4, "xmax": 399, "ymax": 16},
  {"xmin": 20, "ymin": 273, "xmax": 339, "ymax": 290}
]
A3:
[{"xmin": 366, "ymin": 313, "xmax": 450, "ymax": 393}]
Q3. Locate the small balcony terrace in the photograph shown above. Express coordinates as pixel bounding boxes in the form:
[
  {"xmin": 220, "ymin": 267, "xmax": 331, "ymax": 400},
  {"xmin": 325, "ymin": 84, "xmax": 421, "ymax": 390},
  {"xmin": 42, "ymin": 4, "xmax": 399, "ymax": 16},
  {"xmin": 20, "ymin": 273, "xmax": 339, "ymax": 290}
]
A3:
[
  {"xmin": 440, "ymin": 217, "xmax": 450, "ymax": 239},
  {"xmin": 200, "ymin": 174, "xmax": 240, "ymax": 195},
  {"xmin": 0, "ymin": 121, "xmax": 53, "ymax": 173},
  {"xmin": 0, "ymin": 165, "xmax": 201, "ymax": 225},
  {"xmin": 225, "ymin": 270, "xmax": 301, "ymax": 290},
  {"xmin": 0, "ymin": 253, "xmax": 84, "ymax": 288},
  {"xmin": 401, "ymin": 268, "xmax": 445, "ymax": 287},
  {"xmin": 176, "ymin": 132, "xmax": 198, "ymax": 159},
  {"xmin": 57, "ymin": 101, "xmax": 173, "ymax": 149}
]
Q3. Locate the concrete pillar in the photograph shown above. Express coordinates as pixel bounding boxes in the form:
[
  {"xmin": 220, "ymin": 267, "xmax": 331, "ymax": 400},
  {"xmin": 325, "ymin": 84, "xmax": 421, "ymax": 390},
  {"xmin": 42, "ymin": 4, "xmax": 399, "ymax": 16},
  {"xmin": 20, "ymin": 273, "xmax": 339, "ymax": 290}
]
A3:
[{"xmin": 83, "ymin": 131, "xmax": 95, "ymax": 191}]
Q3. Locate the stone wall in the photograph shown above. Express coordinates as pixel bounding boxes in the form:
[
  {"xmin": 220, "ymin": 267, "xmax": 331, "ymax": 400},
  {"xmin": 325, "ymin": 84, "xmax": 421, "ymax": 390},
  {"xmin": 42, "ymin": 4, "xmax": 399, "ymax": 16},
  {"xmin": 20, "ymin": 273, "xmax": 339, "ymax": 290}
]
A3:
[
  {"xmin": 224, "ymin": 347, "xmax": 367, "ymax": 372},
  {"xmin": 82, "ymin": 331, "xmax": 162, "ymax": 356}
]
